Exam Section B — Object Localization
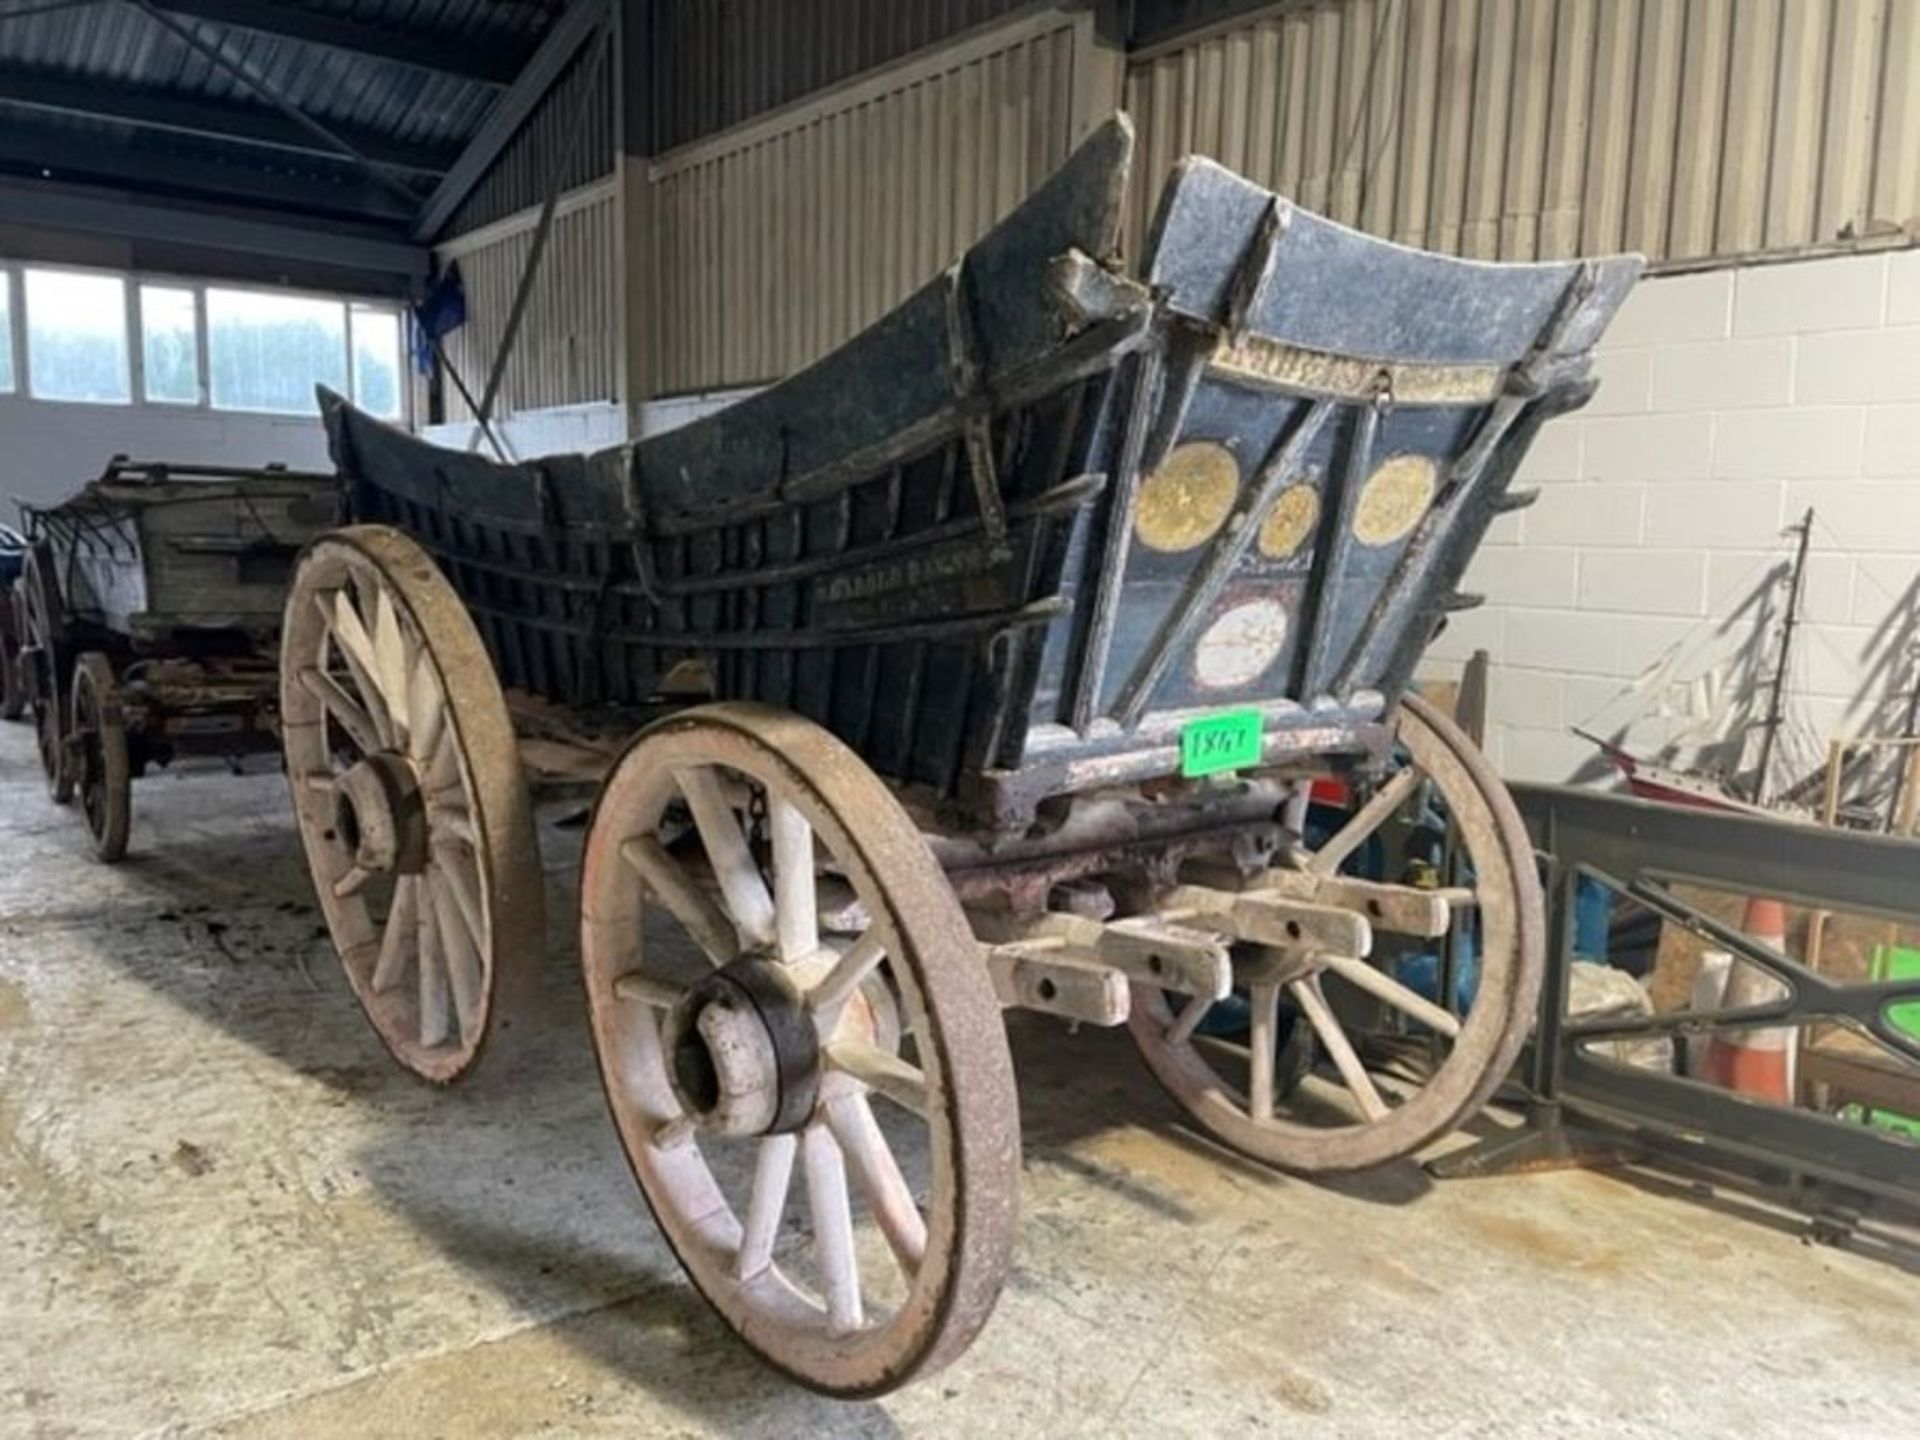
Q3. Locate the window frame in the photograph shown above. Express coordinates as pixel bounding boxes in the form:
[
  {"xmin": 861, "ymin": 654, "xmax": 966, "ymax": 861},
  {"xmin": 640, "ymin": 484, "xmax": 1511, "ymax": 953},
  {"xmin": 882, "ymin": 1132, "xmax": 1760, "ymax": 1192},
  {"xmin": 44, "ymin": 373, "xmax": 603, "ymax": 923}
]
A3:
[
  {"xmin": 138, "ymin": 282, "xmax": 203, "ymax": 407},
  {"xmin": 0, "ymin": 267, "xmax": 18, "ymax": 397},
  {"xmin": 21, "ymin": 263, "xmax": 134, "ymax": 407},
  {"xmin": 0, "ymin": 259, "xmax": 407, "ymax": 424}
]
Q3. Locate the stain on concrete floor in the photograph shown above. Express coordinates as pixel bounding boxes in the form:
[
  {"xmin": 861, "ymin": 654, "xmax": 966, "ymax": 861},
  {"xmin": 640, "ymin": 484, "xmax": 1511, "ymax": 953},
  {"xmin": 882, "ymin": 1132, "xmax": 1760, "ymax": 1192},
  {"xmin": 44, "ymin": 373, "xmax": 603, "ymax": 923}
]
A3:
[{"xmin": 0, "ymin": 724, "xmax": 1915, "ymax": 1438}]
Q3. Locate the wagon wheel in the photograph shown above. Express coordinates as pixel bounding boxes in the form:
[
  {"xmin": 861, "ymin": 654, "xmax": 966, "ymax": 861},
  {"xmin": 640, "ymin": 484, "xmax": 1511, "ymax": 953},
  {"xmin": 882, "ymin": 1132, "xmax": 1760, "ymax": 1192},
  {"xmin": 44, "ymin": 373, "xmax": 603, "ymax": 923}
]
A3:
[
  {"xmin": 1129, "ymin": 694, "xmax": 1544, "ymax": 1173},
  {"xmin": 280, "ymin": 525, "xmax": 542, "ymax": 1084},
  {"xmin": 0, "ymin": 583, "xmax": 25, "ymax": 721},
  {"xmin": 70, "ymin": 652, "xmax": 131, "ymax": 862},
  {"xmin": 580, "ymin": 703, "xmax": 1018, "ymax": 1396},
  {"xmin": 22, "ymin": 545, "xmax": 72, "ymax": 803}
]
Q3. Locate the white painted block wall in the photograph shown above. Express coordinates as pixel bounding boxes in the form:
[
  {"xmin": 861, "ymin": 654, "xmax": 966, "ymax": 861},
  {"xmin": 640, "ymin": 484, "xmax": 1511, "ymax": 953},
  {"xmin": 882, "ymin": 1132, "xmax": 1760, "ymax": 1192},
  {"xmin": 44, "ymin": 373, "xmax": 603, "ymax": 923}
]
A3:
[
  {"xmin": 1423, "ymin": 246, "xmax": 1920, "ymax": 789},
  {"xmin": 0, "ymin": 394, "xmax": 329, "ymax": 514}
]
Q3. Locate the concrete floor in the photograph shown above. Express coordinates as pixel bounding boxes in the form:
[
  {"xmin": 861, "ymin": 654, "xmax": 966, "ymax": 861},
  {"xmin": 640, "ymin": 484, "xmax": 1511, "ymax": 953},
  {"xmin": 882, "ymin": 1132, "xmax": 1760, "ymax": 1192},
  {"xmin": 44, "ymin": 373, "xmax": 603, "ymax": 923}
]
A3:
[{"xmin": 2, "ymin": 721, "xmax": 1917, "ymax": 1439}]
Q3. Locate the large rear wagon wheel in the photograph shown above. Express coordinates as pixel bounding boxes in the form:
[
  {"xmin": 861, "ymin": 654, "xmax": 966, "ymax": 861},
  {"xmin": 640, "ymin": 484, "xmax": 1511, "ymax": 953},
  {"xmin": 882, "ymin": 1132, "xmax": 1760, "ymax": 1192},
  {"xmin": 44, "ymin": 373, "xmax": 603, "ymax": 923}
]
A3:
[
  {"xmin": 580, "ymin": 704, "xmax": 1019, "ymax": 1397},
  {"xmin": 0, "ymin": 583, "xmax": 26, "ymax": 721},
  {"xmin": 71, "ymin": 652, "xmax": 131, "ymax": 862},
  {"xmin": 22, "ymin": 545, "xmax": 72, "ymax": 803},
  {"xmin": 281, "ymin": 525, "xmax": 543, "ymax": 1084},
  {"xmin": 1128, "ymin": 694, "xmax": 1544, "ymax": 1174}
]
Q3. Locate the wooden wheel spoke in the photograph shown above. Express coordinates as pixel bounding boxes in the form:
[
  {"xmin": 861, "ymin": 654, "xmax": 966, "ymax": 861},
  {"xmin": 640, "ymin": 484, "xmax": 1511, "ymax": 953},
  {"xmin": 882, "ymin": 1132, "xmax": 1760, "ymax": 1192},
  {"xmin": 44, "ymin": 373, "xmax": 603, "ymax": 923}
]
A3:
[
  {"xmin": 1319, "ymin": 953, "xmax": 1462, "ymax": 1038},
  {"xmin": 1306, "ymin": 766, "xmax": 1421, "ymax": 876},
  {"xmin": 417, "ymin": 888, "xmax": 452, "ymax": 1048},
  {"xmin": 1248, "ymin": 982, "xmax": 1279, "ymax": 1122},
  {"xmin": 611, "ymin": 972, "xmax": 686, "ymax": 1009},
  {"xmin": 736, "ymin": 1133, "xmax": 797, "ymax": 1281},
  {"xmin": 372, "ymin": 875, "xmax": 419, "ymax": 994},
  {"xmin": 372, "ymin": 586, "xmax": 411, "ymax": 743},
  {"xmin": 801, "ymin": 1124, "xmax": 864, "ymax": 1335},
  {"xmin": 331, "ymin": 864, "xmax": 373, "ymax": 899},
  {"xmin": 431, "ymin": 839, "xmax": 488, "ymax": 951},
  {"xmin": 676, "ymin": 766, "xmax": 777, "ymax": 948},
  {"xmin": 428, "ymin": 872, "xmax": 486, "ymax": 1046},
  {"xmin": 770, "ymin": 796, "xmax": 818, "ymax": 964},
  {"xmin": 297, "ymin": 666, "xmax": 381, "ymax": 754},
  {"xmin": 1168, "ymin": 996, "xmax": 1213, "ymax": 1045},
  {"xmin": 826, "ymin": 1038, "xmax": 929, "ymax": 1119},
  {"xmin": 621, "ymin": 835, "xmax": 740, "ymax": 965},
  {"xmin": 428, "ymin": 801, "xmax": 477, "ymax": 847},
  {"xmin": 407, "ymin": 652, "xmax": 445, "ymax": 763},
  {"xmin": 321, "ymin": 589, "xmax": 396, "ymax": 744},
  {"xmin": 1288, "ymin": 976, "xmax": 1389, "ymax": 1122},
  {"xmin": 825, "ymin": 1093, "xmax": 926, "ymax": 1273},
  {"xmin": 808, "ymin": 930, "xmax": 885, "ymax": 1017}
]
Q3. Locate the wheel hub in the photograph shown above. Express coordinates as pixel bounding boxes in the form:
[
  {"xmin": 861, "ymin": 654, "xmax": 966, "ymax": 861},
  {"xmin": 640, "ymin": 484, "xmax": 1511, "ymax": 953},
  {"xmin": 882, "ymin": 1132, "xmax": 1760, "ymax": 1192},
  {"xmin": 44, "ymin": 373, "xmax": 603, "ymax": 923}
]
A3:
[
  {"xmin": 334, "ymin": 751, "xmax": 428, "ymax": 875},
  {"xmin": 663, "ymin": 958, "xmax": 821, "ymax": 1137}
]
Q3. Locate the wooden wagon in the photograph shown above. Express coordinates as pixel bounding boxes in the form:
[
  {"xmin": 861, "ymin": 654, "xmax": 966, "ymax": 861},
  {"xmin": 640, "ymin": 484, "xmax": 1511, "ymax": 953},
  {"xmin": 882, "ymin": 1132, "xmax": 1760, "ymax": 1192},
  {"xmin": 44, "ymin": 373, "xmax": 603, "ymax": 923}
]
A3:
[
  {"xmin": 9, "ymin": 460, "xmax": 336, "ymax": 859},
  {"xmin": 283, "ymin": 117, "xmax": 1640, "ymax": 1394}
]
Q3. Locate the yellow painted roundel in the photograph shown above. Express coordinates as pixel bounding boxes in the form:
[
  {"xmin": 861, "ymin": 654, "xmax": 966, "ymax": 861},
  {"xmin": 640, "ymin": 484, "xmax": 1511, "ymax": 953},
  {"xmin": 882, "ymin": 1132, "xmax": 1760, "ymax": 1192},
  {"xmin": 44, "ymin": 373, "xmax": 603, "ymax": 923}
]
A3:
[
  {"xmin": 1257, "ymin": 482, "xmax": 1320, "ymax": 560},
  {"xmin": 1134, "ymin": 441, "xmax": 1240, "ymax": 553},
  {"xmin": 1352, "ymin": 453, "xmax": 1437, "ymax": 547}
]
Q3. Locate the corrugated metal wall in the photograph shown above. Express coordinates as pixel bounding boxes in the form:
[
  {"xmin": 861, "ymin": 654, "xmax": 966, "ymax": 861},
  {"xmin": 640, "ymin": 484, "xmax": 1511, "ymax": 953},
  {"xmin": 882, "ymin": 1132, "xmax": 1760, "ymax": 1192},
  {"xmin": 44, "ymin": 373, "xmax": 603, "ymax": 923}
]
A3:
[
  {"xmin": 1124, "ymin": 0, "xmax": 1920, "ymax": 266},
  {"xmin": 641, "ymin": 0, "xmax": 1042, "ymax": 152},
  {"xmin": 435, "ymin": 181, "xmax": 622, "ymax": 419},
  {"xmin": 445, "ymin": 38, "xmax": 617, "ymax": 237},
  {"xmin": 642, "ymin": 8, "xmax": 1094, "ymax": 395}
]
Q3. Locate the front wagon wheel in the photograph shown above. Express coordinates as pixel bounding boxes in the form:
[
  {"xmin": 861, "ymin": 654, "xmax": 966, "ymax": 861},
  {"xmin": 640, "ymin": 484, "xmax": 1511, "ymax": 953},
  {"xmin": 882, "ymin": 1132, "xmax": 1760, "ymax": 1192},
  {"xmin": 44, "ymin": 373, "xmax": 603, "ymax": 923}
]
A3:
[
  {"xmin": 579, "ymin": 703, "xmax": 1019, "ymax": 1397},
  {"xmin": 1129, "ymin": 695, "xmax": 1545, "ymax": 1173},
  {"xmin": 281, "ymin": 525, "xmax": 543, "ymax": 1084}
]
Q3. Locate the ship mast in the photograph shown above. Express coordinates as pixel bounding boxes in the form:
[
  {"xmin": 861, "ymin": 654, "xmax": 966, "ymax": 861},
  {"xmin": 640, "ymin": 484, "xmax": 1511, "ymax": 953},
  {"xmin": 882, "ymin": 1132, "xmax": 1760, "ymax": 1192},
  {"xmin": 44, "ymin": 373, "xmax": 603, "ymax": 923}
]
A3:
[{"xmin": 1750, "ymin": 507, "xmax": 1813, "ymax": 805}]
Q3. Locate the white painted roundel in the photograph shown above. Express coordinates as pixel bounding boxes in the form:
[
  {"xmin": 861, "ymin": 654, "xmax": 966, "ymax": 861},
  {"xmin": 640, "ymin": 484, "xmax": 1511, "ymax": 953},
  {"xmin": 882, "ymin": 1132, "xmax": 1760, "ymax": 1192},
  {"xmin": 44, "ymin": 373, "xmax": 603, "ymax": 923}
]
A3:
[{"xmin": 1193, "ymin": 599, "xmax": 1289, "ymax": 690}]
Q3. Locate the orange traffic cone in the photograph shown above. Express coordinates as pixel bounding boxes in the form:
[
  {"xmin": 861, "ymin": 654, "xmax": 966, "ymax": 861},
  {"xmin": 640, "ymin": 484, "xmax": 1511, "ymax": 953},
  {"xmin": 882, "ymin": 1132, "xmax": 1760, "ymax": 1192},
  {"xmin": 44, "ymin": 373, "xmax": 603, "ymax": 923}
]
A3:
[{"xmin": 1703, "ymin": 897, "xmax": 1794, "ymax": 1103}]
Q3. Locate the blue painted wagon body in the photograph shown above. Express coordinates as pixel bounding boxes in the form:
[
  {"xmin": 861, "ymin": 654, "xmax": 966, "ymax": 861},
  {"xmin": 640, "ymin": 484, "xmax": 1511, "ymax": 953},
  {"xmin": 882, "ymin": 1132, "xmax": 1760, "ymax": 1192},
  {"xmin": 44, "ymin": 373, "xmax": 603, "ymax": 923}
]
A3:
[{"xmin": 323, "ymin": 118, "xmax": 1638, "ymax": 830}]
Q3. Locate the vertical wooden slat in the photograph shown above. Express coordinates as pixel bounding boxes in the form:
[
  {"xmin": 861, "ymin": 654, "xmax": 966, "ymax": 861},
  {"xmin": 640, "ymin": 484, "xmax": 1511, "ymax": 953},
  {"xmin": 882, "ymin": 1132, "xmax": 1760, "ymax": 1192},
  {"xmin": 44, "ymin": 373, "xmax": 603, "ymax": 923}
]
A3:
[
  {"xmin": 1301, "ymin": 4, "xmax": 1343, "ymax": 217},
  {"xmin": 1360, "ymin": 0, "xmax": 1407, "ymax": 240},
  {"xmin": 1580, "ymin": 0, "xmax": 1638, "ymax": 256},
  {"xmin": 1462, "ymin": 0, "xmax": 1515, "ymax": 258},
  {"xmin": 1502, "ymin": 0, "xmax": 1555, "ymax": 258},
  {"xmin": 1393, "ymin": 0, "xmax": 1442, "ymax": 247},
  {"xmin": 1873, "ymin": 0, "xmax": 1920, "ymax": 230},
  {"xmin": 1819, "ymin": 0, "xmax": 1886, "ymax": 245},
  {"xmin": 1767, "ymin": 0, "xmax": 1829, "ymax": 250},
  {"xmin": 1624, "ymin": 0, "xmax": 1686, "ymax": 259},
  {"xmin": 1428, "ymin": 0, "xmax": 1479, "ymax": 255},
  {"xmin": 1717, "ymin": 0, "xmax": 1782, "ymax": 255},
  {"xmin": 1539, "ymin": 0, "xmax": 1596, "ymax": 259},
  {"xmin": 1670, "ymin": 0, "xmax": 1734, "ymax": 260}
]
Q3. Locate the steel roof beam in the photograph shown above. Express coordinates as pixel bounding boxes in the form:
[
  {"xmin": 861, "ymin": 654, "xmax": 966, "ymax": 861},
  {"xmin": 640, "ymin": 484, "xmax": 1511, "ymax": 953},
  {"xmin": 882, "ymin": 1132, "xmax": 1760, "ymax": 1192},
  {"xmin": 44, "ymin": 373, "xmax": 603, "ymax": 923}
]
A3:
[
  {"xmin": 0, "ymin": 125, "xmax": 416, "ymax": 223},
  {"xmin": 411, "ymin": 0, "xmax": 609, "ymax": 241},
  {"xmin": 0, "ymin": 66, "xmax": 458, "ymax": 175},
  {"xmin": 0, "ymin": 177, "xmax": 428, "ymax": 282},
  {"xmin": 154, "ymin": 0, "xmax": 525, "ymax": 86}
]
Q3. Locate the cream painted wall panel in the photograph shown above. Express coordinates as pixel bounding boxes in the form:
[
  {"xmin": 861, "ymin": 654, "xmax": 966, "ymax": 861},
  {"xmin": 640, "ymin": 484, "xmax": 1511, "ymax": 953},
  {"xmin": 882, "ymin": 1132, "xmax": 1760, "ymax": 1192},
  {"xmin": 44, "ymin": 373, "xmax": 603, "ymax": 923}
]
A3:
[
  {"xmin": 435, "ymin": 181, "xmax": 622, "ymax": 424},
  {"xmin": 1126, "ymin": 0, "xmax": 1920, "ymax": 268},
  {"xmin": 645, "ymin": 9, "xmax": 1092, "ymax": 396}
]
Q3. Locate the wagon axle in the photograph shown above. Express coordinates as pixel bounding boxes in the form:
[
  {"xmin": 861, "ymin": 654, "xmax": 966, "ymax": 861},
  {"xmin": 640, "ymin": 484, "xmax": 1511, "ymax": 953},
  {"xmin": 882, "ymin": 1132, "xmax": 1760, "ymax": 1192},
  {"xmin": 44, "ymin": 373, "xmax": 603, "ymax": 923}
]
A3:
[
  {"xmin": 661, "ymin": 957, "xmax": 823, "ymax": 1139},
  {"xmin": 333, "ymin": 751, "xmax": 429, "ymax": 877}
]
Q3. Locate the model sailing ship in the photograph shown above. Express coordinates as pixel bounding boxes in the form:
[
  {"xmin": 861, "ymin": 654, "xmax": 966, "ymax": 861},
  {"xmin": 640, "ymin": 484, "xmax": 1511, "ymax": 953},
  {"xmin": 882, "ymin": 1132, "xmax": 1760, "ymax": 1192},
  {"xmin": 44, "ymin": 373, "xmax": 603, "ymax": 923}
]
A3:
[{"xmin": 1577, "ymin": 509, "xmax": 1821, "ymax": 821}]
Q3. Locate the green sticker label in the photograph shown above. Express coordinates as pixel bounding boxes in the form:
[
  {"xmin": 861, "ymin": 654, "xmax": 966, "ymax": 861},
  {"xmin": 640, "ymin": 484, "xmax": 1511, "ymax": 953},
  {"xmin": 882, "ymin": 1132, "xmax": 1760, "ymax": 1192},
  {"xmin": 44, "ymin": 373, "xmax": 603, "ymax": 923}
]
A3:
[{"xmin": 1180, "ymin": 708, "xmax": 1264, "ymax": 778}]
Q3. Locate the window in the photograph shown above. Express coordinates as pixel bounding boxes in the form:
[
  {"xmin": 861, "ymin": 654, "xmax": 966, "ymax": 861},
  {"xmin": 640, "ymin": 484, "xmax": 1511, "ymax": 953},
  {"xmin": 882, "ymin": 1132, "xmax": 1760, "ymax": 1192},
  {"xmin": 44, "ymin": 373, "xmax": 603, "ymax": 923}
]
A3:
[
  {"xmin": 0, "ymin": 273, "xmax": 13, "ymax": 394},
  {"xmin": 349, "ymin": 305, "xmax": 403, "ymax": 421},
  {"xmin": 140, "ymin": 285, "xmax": 199, "ymax": 405},
  {"xmin": 207, "ymin": 287, "xmax": 346, "ymax": 415},
  {"xmin": 26, "ymin": 268, "xmax": 129, "ymax": 404}
]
